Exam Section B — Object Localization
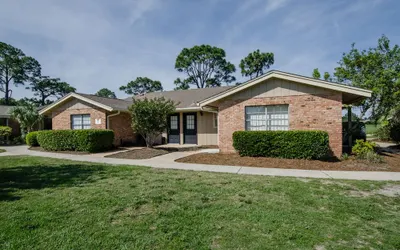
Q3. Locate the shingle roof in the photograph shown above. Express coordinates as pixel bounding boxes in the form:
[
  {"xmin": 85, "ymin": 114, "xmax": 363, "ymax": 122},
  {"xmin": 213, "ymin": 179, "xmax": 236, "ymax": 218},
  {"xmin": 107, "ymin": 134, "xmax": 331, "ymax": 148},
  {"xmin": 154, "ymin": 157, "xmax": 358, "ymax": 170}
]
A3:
[
  {"xmin": 127, "ymin": 86, "xmax": 233, "ymax": 108},
  {"xmin": 0, "ymin": 105, "xmax": 14, "ymax": 118},
  {"xmin": 77, "ymin": 93, "xmax": 133, "ymax": 111}
]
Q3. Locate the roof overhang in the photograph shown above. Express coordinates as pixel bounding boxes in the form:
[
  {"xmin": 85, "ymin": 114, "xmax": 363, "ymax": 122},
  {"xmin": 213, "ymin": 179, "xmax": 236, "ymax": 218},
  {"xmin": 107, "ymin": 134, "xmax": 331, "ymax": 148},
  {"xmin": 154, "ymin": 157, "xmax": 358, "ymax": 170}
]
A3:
[
  {"xmin": 199, "ymin": 70, "xmax": 372, "ymax": 106},
  {"xmin": 39, "ymin": 93, "xmax": 114, "ymax": 115}
]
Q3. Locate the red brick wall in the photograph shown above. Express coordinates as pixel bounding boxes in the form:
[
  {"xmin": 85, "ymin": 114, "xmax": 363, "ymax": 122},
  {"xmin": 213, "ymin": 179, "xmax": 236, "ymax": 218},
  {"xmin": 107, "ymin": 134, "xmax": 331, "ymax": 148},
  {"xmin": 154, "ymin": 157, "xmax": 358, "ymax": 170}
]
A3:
[
  {"xmin": 218, "ymin": 93, "xmax": 343, "ymax": 157},
  {"xmin": 52, "ymin": 107, "xmax": 106, "ymax": 130},
  {"xmin": 108, "ymin": 112, "xmax": 136, "ymax": 145}
]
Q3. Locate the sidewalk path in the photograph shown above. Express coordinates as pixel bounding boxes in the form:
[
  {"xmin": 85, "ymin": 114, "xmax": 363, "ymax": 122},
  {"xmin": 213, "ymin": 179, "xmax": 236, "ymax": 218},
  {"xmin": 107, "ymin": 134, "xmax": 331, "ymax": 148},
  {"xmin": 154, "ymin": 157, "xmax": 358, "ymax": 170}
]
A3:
[{"xmin": 1, "ymin": 146, "xmax": 400, "ymax": 181}]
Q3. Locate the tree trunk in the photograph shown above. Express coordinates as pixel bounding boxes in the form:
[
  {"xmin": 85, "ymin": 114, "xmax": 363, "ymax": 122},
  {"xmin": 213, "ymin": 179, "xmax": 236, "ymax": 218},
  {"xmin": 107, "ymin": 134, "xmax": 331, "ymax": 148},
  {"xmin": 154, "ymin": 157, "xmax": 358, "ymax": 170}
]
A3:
[{"xmin": 5, "ymin": 83, "xmax": 9, "ymax": 105}]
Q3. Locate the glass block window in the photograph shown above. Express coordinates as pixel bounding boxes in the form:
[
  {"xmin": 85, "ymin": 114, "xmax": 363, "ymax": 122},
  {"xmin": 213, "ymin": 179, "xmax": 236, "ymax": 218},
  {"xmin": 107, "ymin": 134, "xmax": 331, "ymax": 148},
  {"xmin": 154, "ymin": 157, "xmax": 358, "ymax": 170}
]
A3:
[
  {"xmin": 245, "ymin": 105, "xmax": 289, "ymax": 131},
  {"xmin": 71, "ymin": 114, "xmax": 91, "ymax": 130},
  {"xmin": 170, "ymin": 116, "xmax": 178, "ymax": 130},
  {"xmin": 186, "ymin": 115, "xmax": 195, "ymax": 129}
]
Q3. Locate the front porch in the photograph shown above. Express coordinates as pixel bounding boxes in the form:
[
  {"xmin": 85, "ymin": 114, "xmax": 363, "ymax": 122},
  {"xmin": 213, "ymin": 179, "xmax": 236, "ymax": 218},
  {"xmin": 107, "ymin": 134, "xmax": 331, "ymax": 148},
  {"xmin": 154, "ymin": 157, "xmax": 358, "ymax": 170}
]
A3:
[{"xmin": 166, "ymin": 111, "xmax": 218, "ymax": 146}]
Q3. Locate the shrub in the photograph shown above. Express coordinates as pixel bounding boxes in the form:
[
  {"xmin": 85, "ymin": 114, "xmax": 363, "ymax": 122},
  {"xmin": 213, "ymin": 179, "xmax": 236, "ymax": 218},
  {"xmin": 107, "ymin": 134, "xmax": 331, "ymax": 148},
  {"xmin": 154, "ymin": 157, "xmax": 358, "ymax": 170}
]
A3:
[
  {"xmin": 232, "ymin": 130, "xmax": 330, "ymax": 159},
  {"xmin": 37, "ymin": 130, "xmax": 114, "ymax": 153},
  {"xmin": 341, "ymin": 153, "xmax": 350, "ymax": 160},
  {"xmin": 352, "ymin": 139, "xmax": 376, "ymax": 156},
  {"xmin": 358, "ymin": 151, "xmax": 385, "ymax": 163},
  {"xmin": 0, "ymin": 126, "xmax": 12, "ymax": 137},
  {"xmin": 375, "ymin": 125, "xmax": 391, "ymax": 141},
  {"xmin": 26, "ymin": 131, "xmax": 39, "ymax": 146}
]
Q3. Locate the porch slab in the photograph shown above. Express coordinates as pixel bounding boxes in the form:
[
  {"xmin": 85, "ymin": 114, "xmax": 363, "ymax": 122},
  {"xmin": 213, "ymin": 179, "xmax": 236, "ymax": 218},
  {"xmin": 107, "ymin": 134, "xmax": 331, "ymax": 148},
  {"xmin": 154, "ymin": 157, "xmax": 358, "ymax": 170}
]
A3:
[{"xmin": 154, "ymin": 144, "xmax": 201, "ymax": 152}]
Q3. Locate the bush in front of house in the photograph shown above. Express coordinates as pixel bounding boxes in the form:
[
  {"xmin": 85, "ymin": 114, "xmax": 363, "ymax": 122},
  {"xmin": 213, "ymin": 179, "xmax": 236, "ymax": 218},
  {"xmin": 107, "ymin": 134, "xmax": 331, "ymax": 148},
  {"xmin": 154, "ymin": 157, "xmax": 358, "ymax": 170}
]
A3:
[
  {"xmin": 26, "ymin": 131, "xmax": 39, "ymax": 146},
  {"xmin": 232, "ymin": 130, "xmax": 330, "ymax": 159},
  {"xmin": 352, "ymin": 139, "xmax": 384, "ymax": 163},
  {"xmin": 0, "ymin": 126, "xmax": 12, "ymax": 137},
  {"xmin": 37, "ymin": 129, "xmax": 114, "ymax": 153}
]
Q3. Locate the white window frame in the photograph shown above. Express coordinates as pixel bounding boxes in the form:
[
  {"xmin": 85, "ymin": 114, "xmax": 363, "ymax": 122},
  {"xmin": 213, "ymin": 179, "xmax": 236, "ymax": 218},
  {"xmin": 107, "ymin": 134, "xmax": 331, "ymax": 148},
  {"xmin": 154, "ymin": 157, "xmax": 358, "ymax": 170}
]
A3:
[
  {"xmin": 71, "ymin": 114, "xmax": 91, "ymax": 130},
  {"xmin": 245, "ymin": 105, "xmax": 289, "ymax": 131}
]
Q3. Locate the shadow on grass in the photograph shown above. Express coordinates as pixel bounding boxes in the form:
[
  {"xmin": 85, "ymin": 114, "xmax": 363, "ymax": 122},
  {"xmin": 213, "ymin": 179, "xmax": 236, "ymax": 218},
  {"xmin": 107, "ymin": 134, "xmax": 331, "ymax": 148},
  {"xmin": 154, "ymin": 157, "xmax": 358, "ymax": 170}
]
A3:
[{"xmin": 0, "ymin": 164, "xmax": 105, "ymax": 201}]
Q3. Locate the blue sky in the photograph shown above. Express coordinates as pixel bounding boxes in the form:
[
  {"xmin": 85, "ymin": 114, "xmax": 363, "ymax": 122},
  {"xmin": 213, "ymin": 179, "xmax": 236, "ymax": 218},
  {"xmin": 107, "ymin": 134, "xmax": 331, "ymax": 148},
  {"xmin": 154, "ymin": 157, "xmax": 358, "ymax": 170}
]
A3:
[{"xmin": 1, "ymin": 0, "xmax": 399, "ymax": 100}]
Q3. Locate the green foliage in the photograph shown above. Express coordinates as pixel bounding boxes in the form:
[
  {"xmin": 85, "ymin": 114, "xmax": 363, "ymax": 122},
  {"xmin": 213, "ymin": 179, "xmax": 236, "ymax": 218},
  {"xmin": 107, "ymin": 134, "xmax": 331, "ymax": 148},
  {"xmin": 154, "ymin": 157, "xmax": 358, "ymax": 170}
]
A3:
[
  {"xmin": 239, "ymin": 50, "xmax": 274, "ymax": 79},
  {"xmin": 174, "ymin": 45, "xmax": 236, "ymax": 89},
  {"xmin": 26, "ymin": 131, "xmax": 39, "ymax": 146},
  {"xmin": 120, "ymin": 77, "xmax": 163, "ymax": 96},
  {"xmin": 312, "ymin": 68, "xmax": 321, "ymax": 79},
  {"xmin": 352, "ymin": 140, "xmax": 376, "ymax": 156},
  {"xmin": 0, "ymin": 126, "xmax": 12, "ymax": 137},
  {"xmin": 375, "ymin": 125, "xmax": 391, "ymax": 141},
  {"xmin": 323, "ymin": 72, "xmax": 331, "ymax": 81},
  {"xmin": 129, "ymin": 97, "xmax": 176, "ymax": 147},
  {"xmin": 334, "ymin": 35, "xmax": 400, "ymax": 120},
  {"xmin": 357, "ymin": 151, "xmax": 385, "ymax": 163},
  {"xmin": 341, "ymin": 153, "xmax": 350, "ymax": 160},
  {"xmin": 95, "ymin": 88, "xmax": 116, "ymax": 98},
  {"xmin": 0, "ymin": 41, "xmax": 41, "ymax": 105},
  {"xmin": 232, "ymin": 130, "xmax": 330, "ymax": 159},
  {"xmin": 9, "ymin": 103, "xmax": 42, "ymax": 137},
  {"xmin": 28, "ymin": 76, "xmax": 75, "ymax": 106},
  {"xmin": 36, "ymin": 130, "xmax": 114, "ymax": 153}
]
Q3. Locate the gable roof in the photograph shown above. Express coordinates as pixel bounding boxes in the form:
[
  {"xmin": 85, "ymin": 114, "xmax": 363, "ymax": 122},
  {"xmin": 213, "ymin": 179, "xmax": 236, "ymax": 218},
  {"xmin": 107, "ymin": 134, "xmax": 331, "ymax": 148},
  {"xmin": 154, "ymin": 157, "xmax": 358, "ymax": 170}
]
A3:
[
  {"xmin": 199, "ymin": 70, "xmax": 372, "ymax": 106},
  {"xmin": 39, "ymin": 93, "xmax": 132, "ymax": 115},
  {"xmin": 129, "ymin": 86, "xmax": 232, "ymax": 109},
  {"xmin": 0, "ymin": 105, "xmax": 14, "ymax": 118}
]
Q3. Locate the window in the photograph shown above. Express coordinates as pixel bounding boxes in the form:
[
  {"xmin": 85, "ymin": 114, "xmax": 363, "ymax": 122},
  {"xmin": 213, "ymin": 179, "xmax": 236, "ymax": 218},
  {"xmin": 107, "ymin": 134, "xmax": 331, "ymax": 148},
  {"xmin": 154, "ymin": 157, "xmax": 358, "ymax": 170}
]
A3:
[
  {"xmin": 186, "ymin": 115, "xmax": 195, "ymax": 129},
  {"xmin": 213, "ymin": 113, "xmax": 218, "ymax": 128},
  {"xmin": 245, "ymin": 105, "xmax": 289, "ymax": 131},
  {"xmin": 170, "ymin": 115, "xmax": 178, "ymax": 130},
  {"xmin": 71, "ymin": 114, "xmax": 91, "ymax": 130},
  {"xmin": 0, "ymin": 118, "xmax": 7, "ymax": 126}
]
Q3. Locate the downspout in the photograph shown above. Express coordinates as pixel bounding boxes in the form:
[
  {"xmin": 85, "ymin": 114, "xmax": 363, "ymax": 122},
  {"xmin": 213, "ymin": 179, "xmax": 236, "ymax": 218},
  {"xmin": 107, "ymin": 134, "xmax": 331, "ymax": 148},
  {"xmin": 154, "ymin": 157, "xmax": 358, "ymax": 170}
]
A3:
[{"xmin": 106, "ymin": 110, "xmax": 120, "ymax": 129}]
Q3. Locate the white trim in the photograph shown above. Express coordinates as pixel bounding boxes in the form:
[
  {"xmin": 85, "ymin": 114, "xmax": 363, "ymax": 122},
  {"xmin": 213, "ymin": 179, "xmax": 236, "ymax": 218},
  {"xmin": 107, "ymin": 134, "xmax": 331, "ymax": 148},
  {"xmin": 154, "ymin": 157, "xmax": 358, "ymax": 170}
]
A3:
[
  {"xmin": 39, "ymin": 93, "xmax": 114, "ymax": 115},
  {"xmin": 199, "ymin": 70, "xmax": 372, "ymax": 106},
  {"xmin": 176, "ymin": 107, "xmax": 202, "ymax": 112}
]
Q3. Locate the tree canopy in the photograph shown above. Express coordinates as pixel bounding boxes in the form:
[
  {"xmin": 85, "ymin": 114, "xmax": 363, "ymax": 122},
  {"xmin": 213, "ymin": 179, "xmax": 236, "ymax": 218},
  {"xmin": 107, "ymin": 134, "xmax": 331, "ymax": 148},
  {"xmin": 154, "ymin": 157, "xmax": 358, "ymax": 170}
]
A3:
[
  {"xmin": 0, "ymin": 42, "xmax": 41, "ymax": 105},
  {"xmin": 129, "ymin": 97, "xmax": 176, "ymax": 147},
  {"xmin": 120, "ymin": 77, "xmax": 163, "ymax": 96},
  {"xmin": 174, "ymin": 45, "xmax": 236, "ymax": 89},
  {"xmin": 239, "ymin": 50, "xmax": 274, "ymax": 79},
  {"xmin": 28, "ymin": 76, "xmax": 75, "ymax": 106},
  {"xmin": 334, "ymin": 35, "xmax": 400, "ymax": 120},
  {"xmin": 95, "ymin": 88, "xmax": 116, "ymax": 98},
  {"xmin": 312, "ymin": 68, "xmax": 321, "ymax": 79}
]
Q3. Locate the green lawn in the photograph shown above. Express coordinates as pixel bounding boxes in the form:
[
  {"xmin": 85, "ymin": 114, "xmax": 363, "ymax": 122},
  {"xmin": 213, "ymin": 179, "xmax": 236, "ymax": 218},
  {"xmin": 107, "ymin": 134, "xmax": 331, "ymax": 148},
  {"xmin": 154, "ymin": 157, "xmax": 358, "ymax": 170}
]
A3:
[
  {"xmin": 1, "ymin": 156, "xmax": 399, "ymax": 249},
  {"xmin": 366, "ymin": 123, "xmax": 381, "ymax": 135}
]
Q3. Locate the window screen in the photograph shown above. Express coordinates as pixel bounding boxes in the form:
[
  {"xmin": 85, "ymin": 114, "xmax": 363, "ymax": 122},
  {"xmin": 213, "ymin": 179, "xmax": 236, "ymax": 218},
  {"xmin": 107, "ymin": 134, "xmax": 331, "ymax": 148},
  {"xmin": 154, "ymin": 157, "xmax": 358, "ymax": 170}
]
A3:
[
  {"xmin": 186, "ymin": 115, "xmax": 195, "ymax": 129},
  {"xmin": 170, "ymin": 116, "xmax": 178, "ymax": 130},
  {"xmin": 71, "ymin": 114, "xmax": 91, "ymax": 130},
  {"xmin": 245, "ymin": 105, "xmax": 288, "ymax": 131}
]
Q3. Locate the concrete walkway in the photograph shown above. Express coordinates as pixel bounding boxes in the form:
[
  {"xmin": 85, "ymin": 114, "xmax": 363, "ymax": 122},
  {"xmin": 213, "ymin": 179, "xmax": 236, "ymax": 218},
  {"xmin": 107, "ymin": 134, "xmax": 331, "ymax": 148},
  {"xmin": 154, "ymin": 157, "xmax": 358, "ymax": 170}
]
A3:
[{"xmin": 1, "ymin": 145, "xmax": 400, "ymax": 181}]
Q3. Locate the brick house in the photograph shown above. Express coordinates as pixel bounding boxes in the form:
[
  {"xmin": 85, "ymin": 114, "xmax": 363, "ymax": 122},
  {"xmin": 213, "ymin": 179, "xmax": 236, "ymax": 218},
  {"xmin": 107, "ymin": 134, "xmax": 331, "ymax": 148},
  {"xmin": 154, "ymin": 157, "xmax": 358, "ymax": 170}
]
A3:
[
  {"xmin": 0, "ymin": 105, "xmax": 21, "ymax": 137},
  {"xmin": 39, "ymin": 70, "xmax": 371, "ymax": 157}
]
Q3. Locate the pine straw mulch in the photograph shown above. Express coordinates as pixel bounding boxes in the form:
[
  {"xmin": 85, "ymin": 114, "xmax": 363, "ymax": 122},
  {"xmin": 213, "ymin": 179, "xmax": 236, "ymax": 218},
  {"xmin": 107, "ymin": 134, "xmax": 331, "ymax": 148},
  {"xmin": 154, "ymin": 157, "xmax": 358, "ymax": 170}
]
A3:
[{"xmin": 175, "ymin": 151, "xmax": 400, "ymax": 172}]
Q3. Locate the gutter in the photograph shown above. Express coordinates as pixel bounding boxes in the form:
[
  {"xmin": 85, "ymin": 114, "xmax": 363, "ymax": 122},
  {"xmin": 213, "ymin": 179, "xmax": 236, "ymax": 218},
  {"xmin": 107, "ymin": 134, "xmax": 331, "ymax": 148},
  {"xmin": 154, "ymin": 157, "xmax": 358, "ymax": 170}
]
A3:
[{"xmin": 106, "ymin": 110, "xmax": 121, "ymax": 129}]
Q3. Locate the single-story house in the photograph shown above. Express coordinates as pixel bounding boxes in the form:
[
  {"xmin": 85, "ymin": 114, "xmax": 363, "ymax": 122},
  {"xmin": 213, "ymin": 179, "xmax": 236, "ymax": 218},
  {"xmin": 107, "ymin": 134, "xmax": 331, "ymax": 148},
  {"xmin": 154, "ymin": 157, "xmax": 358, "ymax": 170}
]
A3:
[
  {"xmin": 0, "ymin": 105, "xmax": 21, "ymax": 137},
  {"xmin": 39, "ymin": 70, "xmax": 372, "ymax": 157}
]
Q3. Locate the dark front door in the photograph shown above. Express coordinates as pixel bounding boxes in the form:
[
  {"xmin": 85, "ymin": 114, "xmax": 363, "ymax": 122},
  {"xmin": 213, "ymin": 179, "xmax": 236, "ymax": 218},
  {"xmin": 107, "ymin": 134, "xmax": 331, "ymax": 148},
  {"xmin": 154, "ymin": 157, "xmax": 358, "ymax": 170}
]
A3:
[
  {"xmin": 168, "ymin": 114, "xmax": 180, "ymax": 144},
  {"xmin": 183, "ymin": 113, "xmax": 197, "ymax": 144}
]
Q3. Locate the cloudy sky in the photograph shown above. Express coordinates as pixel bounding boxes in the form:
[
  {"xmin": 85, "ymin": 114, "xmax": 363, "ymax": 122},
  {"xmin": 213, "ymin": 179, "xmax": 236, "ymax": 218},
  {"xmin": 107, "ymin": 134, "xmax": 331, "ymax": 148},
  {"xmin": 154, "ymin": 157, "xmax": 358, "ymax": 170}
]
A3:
[{"xmin": 1, "ymin": 0, "xmax": 399, "ymax": 99}]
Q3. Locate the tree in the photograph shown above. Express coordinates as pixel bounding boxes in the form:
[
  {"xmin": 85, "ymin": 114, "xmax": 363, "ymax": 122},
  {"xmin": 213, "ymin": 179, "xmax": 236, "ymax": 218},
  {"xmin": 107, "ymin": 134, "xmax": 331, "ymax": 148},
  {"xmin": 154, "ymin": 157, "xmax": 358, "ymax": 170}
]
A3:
[
  {"xmin": 323, "ymin": 72, "xmax": 331, "ymax": 81},
  {"xmin": 28, "ymin": 76, "xmax": 76, "ymax": 106},
  {"xmin": 239, "ymin": 50, "xmax": 274, "ymax": 79},
  {"xmin": 174, "ymin": 45, "xmax": 236, "ymax": 89},
  {"xmin": 9, "ymin": 103, "xmax": 42, "ymax": 137},
  {"xmin": 129, "ymin": 97, "xmax": 176, "ymax": 147},
  {"xmin": 334, "ymin": 35, "xmax": 400, "ymax": 120},
  {"xmin": 95, "ymin": 88, "xmax": 116, "ymax": 98},
  {"xmin": 312, "ymin": 68, "xmax": 321, "ymax": 79},
  {"xmin": 0, "ymin": 42, "xmax": 41, "ymax": 105},
  {"xmin": 120, "ymin": 77, "xmax": 163, "ymax": 96}
]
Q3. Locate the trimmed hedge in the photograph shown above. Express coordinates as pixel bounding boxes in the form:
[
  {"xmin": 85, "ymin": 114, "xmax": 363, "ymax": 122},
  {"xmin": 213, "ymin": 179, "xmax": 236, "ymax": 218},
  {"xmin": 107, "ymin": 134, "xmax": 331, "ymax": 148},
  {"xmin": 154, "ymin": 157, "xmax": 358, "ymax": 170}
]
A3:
[
  {"xmin": 37, "ymin": 129, "xmax": 114, "ymax": 153},
  {"xmin": 26, "ymin": 131, "xmax": 39, "ymax": 146},
  {"xmin": 233, "ymin": 130, "xmax": 330, "ymax": 159}
]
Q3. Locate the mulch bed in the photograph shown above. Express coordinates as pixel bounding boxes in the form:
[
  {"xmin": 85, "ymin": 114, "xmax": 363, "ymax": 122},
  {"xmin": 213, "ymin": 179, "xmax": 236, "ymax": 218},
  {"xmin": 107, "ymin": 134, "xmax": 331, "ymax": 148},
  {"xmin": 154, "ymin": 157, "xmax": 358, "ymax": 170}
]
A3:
[
  {"xmin": 176, "ymin": 152, "xmax": 400, "ymax": 172},
  {"xmin": 105, "ymin": 148, "xmax": 169, "ymax": 160}
]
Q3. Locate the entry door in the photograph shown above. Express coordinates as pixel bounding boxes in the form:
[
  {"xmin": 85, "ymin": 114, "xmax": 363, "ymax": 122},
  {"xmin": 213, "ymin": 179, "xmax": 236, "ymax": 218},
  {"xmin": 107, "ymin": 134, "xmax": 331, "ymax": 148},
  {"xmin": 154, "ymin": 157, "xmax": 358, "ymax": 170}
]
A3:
[
  {"xmin": 168, "ymin": 114, "xmax": 180, "ymax": 144},
  {"xmin": 183, "ymin": 113, "xmax": 197, "ymax": 144}
]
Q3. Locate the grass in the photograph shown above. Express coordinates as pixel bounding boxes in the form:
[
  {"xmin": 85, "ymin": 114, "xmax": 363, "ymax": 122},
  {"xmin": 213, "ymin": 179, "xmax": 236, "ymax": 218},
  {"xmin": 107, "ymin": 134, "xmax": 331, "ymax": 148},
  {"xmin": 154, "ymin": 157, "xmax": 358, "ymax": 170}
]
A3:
[
  {"xmin": 0, "ymin": 149, "xmax": 5, "ymax": 153},
  {"xmin": 366, "ymin": 123, "xmax": 381, "ymax": 136},
  {"xmin": 1, "ymin": 156, "xmax": 399, "ymax": 249}
]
